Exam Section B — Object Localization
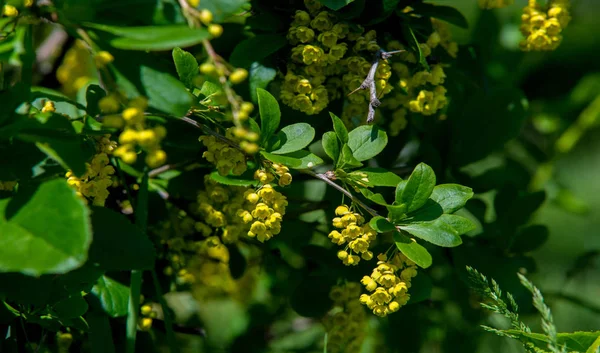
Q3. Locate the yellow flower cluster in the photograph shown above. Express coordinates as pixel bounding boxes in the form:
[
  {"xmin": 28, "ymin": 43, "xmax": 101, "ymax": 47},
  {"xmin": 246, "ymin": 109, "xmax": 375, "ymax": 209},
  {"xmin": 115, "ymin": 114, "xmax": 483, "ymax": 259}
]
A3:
[
  {"xmin": 195, "ymin": 175, "xmax": 250, "ymax": 244},
  {"xmin": 478, "ymin": 0, "xmax": 514, "ymax": 9},
  {"xmin": 199, "ymin": 128, "xmax": 254, "ymax": 176},
  {"xmin": 323, "ymin": 282, "xmax": 368, "ymax": 353},
  {"xmin": 154, "ymin": 205, "xmax": 259, "ymax": 300},
  {"xmin": 328, "ymin": 205, "xmax": 376, "ymax": 266},
  {"xmin": 239, "ymin": 182, "xmax": 288, "ymax": 243},
  {"xmin": 0, "ymin": 181, "xmax": 17, "ymax": 191},
  {"xmin": 520, "ymin": 0, "xmax": 571, "ymax": 51},
  {"xmin": 66, "ymin": 135, "xmax": 117, "ymax": 206},
  {"xmin": 2, "ymin": 4, "xmax": 18, "ymax": 17},
  {"xmin": 103, "ymin": 97, "xmax": 167, "ymax": 168},
  {"xmin": 254, "ymin": 163, "xmax": 293, "ymax": 187},
  {"xmin": 139, "ymin": 302, "xmax": 157, "ymax": 331},
  {"xmin": 359, "ymin": 252, "xmax": 418, "ymax": 317},
  {"xmin": 56, "ymin": 40, "xmax": 94, "ymax": 96},
  {"xmin": 281, "ymin": 0, "xmax": 391, "ymax": 117}
]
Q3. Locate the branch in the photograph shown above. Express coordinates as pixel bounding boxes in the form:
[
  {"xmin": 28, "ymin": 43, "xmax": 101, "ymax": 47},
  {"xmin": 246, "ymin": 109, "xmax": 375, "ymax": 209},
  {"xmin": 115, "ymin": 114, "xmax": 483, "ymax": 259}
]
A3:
[
  {"xmin": 177, "ymin": 0, "xmax": 242, "ymax": 125},
  {"xmin": 348, "ymin": 49, "xmax": 404, "ymax": 123},
  {"xmin": 302, "ymin": 169, "xmax": 378, "ymax": 217}
]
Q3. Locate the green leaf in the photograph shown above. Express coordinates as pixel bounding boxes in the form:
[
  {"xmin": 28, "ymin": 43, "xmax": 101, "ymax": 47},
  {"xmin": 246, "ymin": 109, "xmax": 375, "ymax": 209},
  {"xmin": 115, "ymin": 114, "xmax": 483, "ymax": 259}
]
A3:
[
  {"xmin": 88, "ymin": 207, "xmax": 156, "ymax": 271},
  {"xmin": 355, "ymin": 167, "xmax": 402, "ymax": 187},
  {"xmin": 260, "ymin": 151, "xmax": 302, "ymax": 168},
  {"xmin": 387, "ymin": 203, "xmax": 407, "ymax": 223},
  {"xmin": 87, "ymin": 311, "xmax": 117, "ymax": 353},
  {"xmin": 441, "ymin": 214, "xmax": 476, "ymax": 234},
  {"xmin": 369, "ymin": 216, "xmax": 396, "ymax": 233},
  {"xmin": 249, "ymin": 62, "xmax": 277, "ymax": 103},
  {"xmin": 0, "ymin": 179, "xmax": 91, "ymax": 276},
  {"xmin": 209, "ymin": 171, "xmax": 258, "ymax": 187},
  {"xmin": 430, "ymin": 184, "xmax": 474, "ymax": 214},
  {"xmin": 336, "ymin": 144, "xmax": 363, "ymax": 169},
  {"xmin": 347, "ymin": 125, "xmax": 388, "ymax": 161},
  {"xmin": 502, "ymin": 330, "xmax": 600, "ymax": 353},
  {"xmin": 200, "ymin": 81, "xmax": 221, "ymax": 99},
  {"xmin": 406, "ymin": 271, "xmax": 433, "ymax": 304},
  {"xmin": 359, "ymin": 188, "xmax": 389, "ymax": 206},
  {"xmin": 172, "ymin": 47, "xmax": 198, "ymax": 89},
  {"xmin": 91, "ymin": 276, "xmax": 130, "ymax": 318},
  {"xmin": 140, "ymin": 66, "xmax": 193, "ymax": 116},
  {"xmin": 229, "ymin": 35, "xmax": 287, "ymax": 69},
  {"xmin": 403, "ymin": 25, "xmax": 429, "ymax": 70},
  {"xmin": 400, "ymin": 214, "xmax": 466, "ymax": 247},
  {"xmin": 510, "ymin": 225, "xmax": 549, "ymax": 253},
  {"xmin": 322, "ymin": 131, "xmax": 340, "ymax": 163},
  {"xmin": 14, "ymin": 114, "xmax": 94, "ymax": 176},
  {"xmin": 283, "ymin": 150, "xmax": 324, "ymax": 169},
  {"xmin": 319, "ymin": 0, "xmax": 355, "ymax": 11},
  {"xmin": 84, "ymin": 23, "xmax": 211, "ymax": 51},
  {"xmin": 197, "ymin": 0, "xmax": 248, "ymax": 22},
  {"xmin": 53, "ymin": 293, "xmax": 89, "ymax": 319},
  {"xmin": 257, "ymin": 88, "xmax": 281, "ymax": 145},
  {"xmin": 330, "ymin": 112, "xmax": 348, "ymax": 144},
  {"xmin": 410, "ymin": 3, "xmax": 468, "ymax": 29},
  {"xmin": 270, "ymin": 123, "xmax": 315, "ymax": 155},
  {"xmin": 399, "ymin": 163, "xmax": 436, "ymax": 213},
  {"xmin": 393, "ymin": 231, "xmax": 432, "ymax": 268},
  {"xmin": 450, "ymin": 88, "xmax": 527, "ymax": 166}
]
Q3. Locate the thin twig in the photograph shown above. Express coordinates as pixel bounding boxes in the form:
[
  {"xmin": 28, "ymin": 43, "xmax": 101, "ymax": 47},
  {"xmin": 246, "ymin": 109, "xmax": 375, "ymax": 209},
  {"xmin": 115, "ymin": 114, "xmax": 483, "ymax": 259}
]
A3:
[
  {"xmin": 302, "ymin": 169, "xmax": 378, "ymax": 217},
  {"xmin": 177, "ymin": 0, "xmax": 242, "ymax": 124},
  {"xmin": 180, "ymin": 116, "xmax": 245, "ymax": 153},
  {"xmin": 348, "ymin": 49, "xmax": 404, "ymax": 123}
]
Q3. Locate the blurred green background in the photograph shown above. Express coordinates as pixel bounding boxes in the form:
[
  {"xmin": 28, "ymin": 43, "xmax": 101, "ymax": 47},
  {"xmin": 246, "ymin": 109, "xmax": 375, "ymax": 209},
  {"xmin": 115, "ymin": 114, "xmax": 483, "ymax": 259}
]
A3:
[{"xmin": 450, "ymin": 0, "xmax": 600, "ymax": 352}]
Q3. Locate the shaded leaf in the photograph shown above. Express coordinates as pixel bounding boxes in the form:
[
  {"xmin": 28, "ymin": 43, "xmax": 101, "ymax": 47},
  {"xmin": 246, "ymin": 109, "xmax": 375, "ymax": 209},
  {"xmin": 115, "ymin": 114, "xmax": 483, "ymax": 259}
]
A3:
[
  {"xmin": 85, "ymin": 23, "xmax": 210, "ymax": 51},
  {"xmin": 88, "ymin": 207, "xmax": 156, "ymax": 271},
  {"xmin": 249, "ymin": 62, "xmax": 277, "ymax": 103},
  {"xmin": 260, "ymin": 151, "xmax": 302, "ymax": 168},
  {"xmin": 140, "ymin": 66, "xmax": 193, "ymax": 116},
  {"xmin": 229, "ymin": 35, "xmax": 287, "ymax": 68},
  {"xmin": 0, "ymin": 180, "xmax": 91, "ymax": 276},
  {"xmin": 337, "ymin": 144, "xmax": 363, "ymax": 169},
  {"xmin": 370, "ymin": 216, "xmax": 396, "ymax": 233},
  {"xmin": 410, "ymin": 3, "xmax": 468, "ymax": 29}
]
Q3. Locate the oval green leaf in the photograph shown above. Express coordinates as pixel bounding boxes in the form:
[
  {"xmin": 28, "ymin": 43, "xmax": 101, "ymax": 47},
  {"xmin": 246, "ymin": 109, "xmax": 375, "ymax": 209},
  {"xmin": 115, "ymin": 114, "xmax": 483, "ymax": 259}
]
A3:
[
  {"xmin": 399, "ymin": 163, "xmax": 436, "ymax": 213},
  {"xmin": 257, "ymin": 88, "xmax": 281, "ymax": 145},
  {"xmin": 270, "ymin": 123, "xmax": 315, "ymax": 155},
  {"xmin": 172, "ymin": 47, "xmax": 198, "ymax": 89},
  {"xmin": 369, "ymin": 216, "xmax": 396, "ymax": 233},
  {"xmin": 431, "ymin": 184, "xmax": 474, "ymax": 214},
  {"xmin": 322, "ymin": 131, "xmax": 340, "ymax": 163},
  {"xmin": 140, "ymin": 66, "xmax": 193, "ymax": 117},
  {"xmin": 91, "ymin": 275, "xmax": 130, "ymax": 318},
  {"xmin": 347, "ymin": 125, "xmax": 388, "ymax": 161},
  {"xmin": 330, "ymin": 112, "xmax": 348, "ymax": 144},
  {"xmin": 393, "ymin": 231, "xmax": 433, "ymax": 268}
]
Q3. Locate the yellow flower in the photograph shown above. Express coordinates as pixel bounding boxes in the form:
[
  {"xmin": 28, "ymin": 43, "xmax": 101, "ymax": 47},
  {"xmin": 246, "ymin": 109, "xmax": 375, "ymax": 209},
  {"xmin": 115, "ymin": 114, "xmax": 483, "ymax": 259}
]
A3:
[
  {"xmin": 3, "ymin": 5, "xmax": 18, "ymax": 17},
  {"xmin": 229, "ymin": 68, "xmax": 248, "ymax": 84}
]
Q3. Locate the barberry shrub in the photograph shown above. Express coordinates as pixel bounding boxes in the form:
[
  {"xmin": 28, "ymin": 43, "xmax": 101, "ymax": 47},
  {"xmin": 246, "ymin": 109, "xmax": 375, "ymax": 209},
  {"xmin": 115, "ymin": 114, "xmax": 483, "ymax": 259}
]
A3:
[{"xmin": 0, "ymin": 0, "xmax": 597, "ymax": 352}]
